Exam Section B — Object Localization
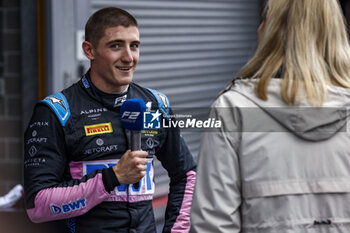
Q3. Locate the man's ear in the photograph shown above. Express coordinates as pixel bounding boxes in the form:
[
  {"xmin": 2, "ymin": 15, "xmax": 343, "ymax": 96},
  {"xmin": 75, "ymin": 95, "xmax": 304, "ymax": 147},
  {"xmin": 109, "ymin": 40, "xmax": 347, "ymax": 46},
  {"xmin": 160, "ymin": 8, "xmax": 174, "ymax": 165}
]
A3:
[{"xmin": 82, "ymin": 41, "xmax": 95, "ymax": 60}]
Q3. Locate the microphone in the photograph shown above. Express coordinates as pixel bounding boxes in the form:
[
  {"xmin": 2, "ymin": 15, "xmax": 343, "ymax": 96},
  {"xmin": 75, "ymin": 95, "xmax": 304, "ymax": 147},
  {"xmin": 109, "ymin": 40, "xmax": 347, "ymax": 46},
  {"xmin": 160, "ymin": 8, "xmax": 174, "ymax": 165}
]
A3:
[{"xmin": 120, "ymin": 99, "xmax": 146, "ymax": 189}]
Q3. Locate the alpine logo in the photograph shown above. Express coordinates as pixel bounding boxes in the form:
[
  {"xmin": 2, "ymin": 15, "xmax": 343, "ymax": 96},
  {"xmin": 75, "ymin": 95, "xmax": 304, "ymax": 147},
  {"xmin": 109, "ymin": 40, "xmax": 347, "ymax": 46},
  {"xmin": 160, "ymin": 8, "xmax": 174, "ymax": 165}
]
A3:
[
  {"xmin": 84, "ymin": 123, "xmax": 113, "ymax": 136},
  {"xmin": 80, "ymin": 108, "xmax": 107, "ymax": 115},
  {"xmin": 46, "ymin": 96, "xmax": 67, "ymax": 111},
  {"xmin": 50, "ymin": 198, "xmax": 86, "ymax": 215},
  {"xmin": 158, "ymin": 93, "xmax": 169, "ymax": 109}
]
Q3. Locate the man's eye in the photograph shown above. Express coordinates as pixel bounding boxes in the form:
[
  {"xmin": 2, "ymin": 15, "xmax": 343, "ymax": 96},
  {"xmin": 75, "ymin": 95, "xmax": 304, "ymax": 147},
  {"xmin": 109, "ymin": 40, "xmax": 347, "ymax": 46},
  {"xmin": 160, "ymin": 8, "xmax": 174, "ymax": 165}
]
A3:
[
  {"xmin": 111, "ymin": 44, "xmax": 119, "ymax": 49},
  {"xmin": 131, "ymin": 44, "xmax": 139, "ymax": 49}
]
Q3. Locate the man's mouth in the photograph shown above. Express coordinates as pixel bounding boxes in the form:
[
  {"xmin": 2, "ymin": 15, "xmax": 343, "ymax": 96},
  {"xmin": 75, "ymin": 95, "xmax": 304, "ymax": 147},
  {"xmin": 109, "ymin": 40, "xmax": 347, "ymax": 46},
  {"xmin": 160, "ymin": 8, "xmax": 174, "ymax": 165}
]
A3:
[{"xmin": 116, "ymin": 66, "xmax": 133, "ymax": 71}]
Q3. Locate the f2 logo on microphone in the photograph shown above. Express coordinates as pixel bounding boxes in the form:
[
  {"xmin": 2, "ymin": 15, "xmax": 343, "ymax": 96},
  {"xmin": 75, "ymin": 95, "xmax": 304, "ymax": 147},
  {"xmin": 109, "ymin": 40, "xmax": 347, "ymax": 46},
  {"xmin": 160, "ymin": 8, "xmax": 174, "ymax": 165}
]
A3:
[{"xmin": 121, "ymin": 111, "xmax": 140, "ymax": 120}]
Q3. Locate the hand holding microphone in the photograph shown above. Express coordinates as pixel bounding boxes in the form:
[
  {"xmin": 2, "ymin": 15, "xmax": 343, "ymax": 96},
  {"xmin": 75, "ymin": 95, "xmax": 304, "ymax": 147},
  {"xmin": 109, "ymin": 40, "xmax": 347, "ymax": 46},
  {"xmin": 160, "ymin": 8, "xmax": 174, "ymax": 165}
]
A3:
[
  {"xmin": 113, "ymin": 150, "xmax": 148, "ymax": 185},
  {"xmin": 115, "ymin": 99, "xmax": 147, "ymax": 188}
]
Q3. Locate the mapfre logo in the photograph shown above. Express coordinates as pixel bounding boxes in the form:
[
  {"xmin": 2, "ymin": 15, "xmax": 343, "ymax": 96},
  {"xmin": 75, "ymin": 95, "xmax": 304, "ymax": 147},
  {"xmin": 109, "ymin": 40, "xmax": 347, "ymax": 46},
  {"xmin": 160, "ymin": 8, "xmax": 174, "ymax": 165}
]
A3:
[{"xmin": 84, "ymin": 123, "xmax": 113, "ymax": 136}]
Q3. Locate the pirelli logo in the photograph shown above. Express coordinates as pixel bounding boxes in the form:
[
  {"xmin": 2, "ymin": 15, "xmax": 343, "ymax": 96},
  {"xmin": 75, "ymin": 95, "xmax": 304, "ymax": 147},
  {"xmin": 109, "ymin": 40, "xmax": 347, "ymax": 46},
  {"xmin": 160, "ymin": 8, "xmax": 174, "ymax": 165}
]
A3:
[{"xmin": 84, "ymin": 123, "xmax": 113, "ymax": 136}]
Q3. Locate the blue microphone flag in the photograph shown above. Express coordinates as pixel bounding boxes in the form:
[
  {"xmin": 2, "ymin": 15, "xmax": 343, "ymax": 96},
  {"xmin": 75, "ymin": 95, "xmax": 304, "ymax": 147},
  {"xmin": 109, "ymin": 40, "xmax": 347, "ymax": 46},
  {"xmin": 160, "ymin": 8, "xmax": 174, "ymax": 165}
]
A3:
[{"xmin": 120, "ymin": 99, "xmax": 146, "ymax": 131}]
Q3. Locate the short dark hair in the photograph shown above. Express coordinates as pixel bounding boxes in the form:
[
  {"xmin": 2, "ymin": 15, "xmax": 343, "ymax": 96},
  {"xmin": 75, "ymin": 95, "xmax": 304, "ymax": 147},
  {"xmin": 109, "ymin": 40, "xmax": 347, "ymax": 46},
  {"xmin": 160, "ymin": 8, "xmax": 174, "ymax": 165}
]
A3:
[{"xmin": 85, "ymin": 7, "xmax": 138, "ymax": 47}]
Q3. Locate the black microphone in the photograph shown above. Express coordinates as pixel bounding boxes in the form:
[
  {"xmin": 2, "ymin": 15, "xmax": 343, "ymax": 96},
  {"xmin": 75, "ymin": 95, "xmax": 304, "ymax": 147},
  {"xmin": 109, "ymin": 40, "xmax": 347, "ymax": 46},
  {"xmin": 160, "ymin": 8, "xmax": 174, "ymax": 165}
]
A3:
[{"xmin": 120, "ymin": 99, "xmax": 146, "ymax": 189}]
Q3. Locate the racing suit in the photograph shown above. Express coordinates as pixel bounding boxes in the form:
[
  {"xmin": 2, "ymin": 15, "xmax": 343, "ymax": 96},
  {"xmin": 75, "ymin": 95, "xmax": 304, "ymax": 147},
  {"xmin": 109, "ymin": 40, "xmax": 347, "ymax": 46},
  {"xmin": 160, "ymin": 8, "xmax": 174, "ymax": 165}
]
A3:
[{"xmin": 24, "ymin": 72, "xmax": 196, "ymax": 233}]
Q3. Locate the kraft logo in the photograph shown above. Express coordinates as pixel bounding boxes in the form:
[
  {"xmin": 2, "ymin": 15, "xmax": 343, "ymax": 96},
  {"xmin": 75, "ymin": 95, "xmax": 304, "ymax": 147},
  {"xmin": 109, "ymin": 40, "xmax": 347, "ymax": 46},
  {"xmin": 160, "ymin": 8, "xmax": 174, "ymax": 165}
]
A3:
[
  {"xmin": 50, "ymin": 198, "xmax": 86, "ymax": 215},
  {"xmin": 121, "ymin": 111, "xmax": 140, "ymax": 120},
  {"xmin": 144, "ymin": 110, "xmax": 161, "ymax": 129}
]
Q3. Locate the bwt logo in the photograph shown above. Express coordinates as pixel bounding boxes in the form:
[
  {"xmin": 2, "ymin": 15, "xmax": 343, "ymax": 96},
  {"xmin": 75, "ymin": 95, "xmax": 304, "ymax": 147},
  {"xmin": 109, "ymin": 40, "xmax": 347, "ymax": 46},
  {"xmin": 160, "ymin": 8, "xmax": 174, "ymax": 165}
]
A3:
[
  {"xmin": 50, "ymin": 198, "xmax": 86, "ymax": 215},
  {"xmin": 144, "ymin": 110, "xmax": 161, "ymax": 129},
  {"xmin": 121, "ymin": 111, "xmax": 140, "ymax": 120}
]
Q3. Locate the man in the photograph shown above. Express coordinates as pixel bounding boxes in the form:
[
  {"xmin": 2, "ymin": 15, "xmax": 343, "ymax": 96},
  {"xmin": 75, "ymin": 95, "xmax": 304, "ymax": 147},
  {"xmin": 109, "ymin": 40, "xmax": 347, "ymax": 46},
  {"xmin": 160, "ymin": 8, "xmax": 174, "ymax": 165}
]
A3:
[{"xmin": 24, "ymin": 7, "xmax": 196, "ymax": 233}]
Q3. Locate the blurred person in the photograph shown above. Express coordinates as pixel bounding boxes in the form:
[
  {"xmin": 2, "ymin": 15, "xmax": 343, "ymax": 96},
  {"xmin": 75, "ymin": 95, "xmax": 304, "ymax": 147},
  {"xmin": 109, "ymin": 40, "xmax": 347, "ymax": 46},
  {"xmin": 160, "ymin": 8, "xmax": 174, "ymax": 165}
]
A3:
[
  {"xmin": 190, "ymin": 0, "xmax": 350, "ymax": 232},
  {"xmin": 24, "ymin": 7, "xmax": 196, "ymax": 233}
]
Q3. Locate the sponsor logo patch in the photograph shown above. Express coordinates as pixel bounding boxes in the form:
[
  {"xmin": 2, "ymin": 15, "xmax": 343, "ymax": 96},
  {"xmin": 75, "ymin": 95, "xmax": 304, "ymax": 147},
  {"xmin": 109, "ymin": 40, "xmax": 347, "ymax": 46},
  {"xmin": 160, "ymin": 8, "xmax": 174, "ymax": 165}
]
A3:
[
  {"xmin": 146, "ymin": 138, "xmax": 154, "ymax": 149},
  {"xmin": 29, "ymin": 146, "xmax": 37, "ymax": 157},
  {"xmin": 82, "ymin": 76, "xmax": 90, "ymax": 88},
  {"xmin": 96, "ymin": 138, "xmax": 104, "ymax": 146},
  {"xmin": 158, "ymin": 93, "xmax": 169, "ymax": 109},
  {"xmin": 26, "ymin": 137, "xmax": 47, "ymax": 145},
  {"xmin": 24, "ymin": 157, "xmax": 46, "ymax": 167},
  {"xmin": 83, "ymin": 159, "xmax": 154, "ymax": 196},
  {"xmin": 84, "ymin": 145, "xmax": 118, "ymax": 155},
  {"xmin": 50, "ymin": 198, "xmax": 86, "ymax": 215},
  {"xmin": 114, "ymin": 94, "xmax": 127, "ymax": 107},
  {"xmin": 80, "ymin": 108, "xmax": 107, "ymax": 115},
  {"xmin": 29, "ymin": 122, "xmax": 49, "ymax": 128},
  {"xmin": 141, "ymin": 129, "xmax": 158, "ymax": 136},
  {"xmin": 46, "ymin": 96, "xmax": 67, "ymax": 111},
  {"xmin": 84, "ymin": 123, "xmax": 113, "ymax": 136}
]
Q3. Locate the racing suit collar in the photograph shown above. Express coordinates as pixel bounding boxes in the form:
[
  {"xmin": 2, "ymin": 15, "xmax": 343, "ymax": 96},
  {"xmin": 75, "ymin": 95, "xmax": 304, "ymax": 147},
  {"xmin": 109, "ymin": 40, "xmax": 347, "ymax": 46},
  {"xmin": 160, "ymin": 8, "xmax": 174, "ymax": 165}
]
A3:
[{"xmin": 80, "ymin": 70, "xmax": 129, "ymax": 109}]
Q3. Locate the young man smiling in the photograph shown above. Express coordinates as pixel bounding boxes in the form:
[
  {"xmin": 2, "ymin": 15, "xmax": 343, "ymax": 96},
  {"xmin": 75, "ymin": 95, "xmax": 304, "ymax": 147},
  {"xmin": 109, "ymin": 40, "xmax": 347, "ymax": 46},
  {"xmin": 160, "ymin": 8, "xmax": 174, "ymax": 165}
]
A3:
[
  {"xmin": 83, "ymin": 24, "xmax": 140, "ymax": 93},
  {"xmin": 24, "ymin": 7, "xmax": 196, "ymax": 233}
]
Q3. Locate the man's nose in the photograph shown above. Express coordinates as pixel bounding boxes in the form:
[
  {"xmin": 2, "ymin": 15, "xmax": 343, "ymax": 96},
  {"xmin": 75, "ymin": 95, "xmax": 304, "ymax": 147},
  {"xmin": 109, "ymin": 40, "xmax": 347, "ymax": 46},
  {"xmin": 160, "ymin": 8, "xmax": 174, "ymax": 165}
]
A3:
[{"xmin": 121, "ymin": 47, "xmax": 133, "ymax": 63}]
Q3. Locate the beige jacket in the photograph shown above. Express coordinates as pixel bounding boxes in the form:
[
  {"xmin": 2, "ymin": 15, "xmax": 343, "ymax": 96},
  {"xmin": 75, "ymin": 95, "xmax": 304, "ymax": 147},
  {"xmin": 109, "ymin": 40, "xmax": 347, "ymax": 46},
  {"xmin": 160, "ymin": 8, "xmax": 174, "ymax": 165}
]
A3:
[{"xmin": 190, "ymin": 79, "xmax": 350, "ymax": 233}]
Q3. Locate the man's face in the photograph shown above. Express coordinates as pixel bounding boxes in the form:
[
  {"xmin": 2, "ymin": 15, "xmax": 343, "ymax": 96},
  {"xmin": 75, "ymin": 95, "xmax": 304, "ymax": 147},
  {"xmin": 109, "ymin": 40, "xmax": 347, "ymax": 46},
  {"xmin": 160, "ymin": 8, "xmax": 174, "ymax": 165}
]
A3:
[{"xmin": 89, "ymin": 25, "xmax": 140, "ymax": 93}]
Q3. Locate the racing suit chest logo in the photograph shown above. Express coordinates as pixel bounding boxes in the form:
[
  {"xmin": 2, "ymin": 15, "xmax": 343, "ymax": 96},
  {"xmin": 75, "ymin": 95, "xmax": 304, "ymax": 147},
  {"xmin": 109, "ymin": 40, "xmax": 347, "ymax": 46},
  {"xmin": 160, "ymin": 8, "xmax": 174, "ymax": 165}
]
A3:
[{"xmin": 84, "ymin": 123, "xmax": 113, "ymax": 136}]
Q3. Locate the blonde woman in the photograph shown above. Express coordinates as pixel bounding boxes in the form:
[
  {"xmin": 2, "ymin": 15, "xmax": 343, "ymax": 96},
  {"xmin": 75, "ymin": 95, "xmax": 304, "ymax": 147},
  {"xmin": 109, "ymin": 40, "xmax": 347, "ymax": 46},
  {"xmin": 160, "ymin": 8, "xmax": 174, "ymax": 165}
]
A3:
[{"xmin": 190, "ymin": 0, "xmax": 350, "ymax": 232}]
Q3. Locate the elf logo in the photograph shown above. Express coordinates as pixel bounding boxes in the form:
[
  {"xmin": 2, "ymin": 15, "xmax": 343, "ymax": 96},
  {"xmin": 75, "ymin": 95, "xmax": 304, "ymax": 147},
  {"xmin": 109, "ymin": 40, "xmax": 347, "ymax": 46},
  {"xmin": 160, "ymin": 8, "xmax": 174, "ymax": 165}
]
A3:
[{"xmin": 50, "ymin": 198, "xmax": 86, "ymax": 215}]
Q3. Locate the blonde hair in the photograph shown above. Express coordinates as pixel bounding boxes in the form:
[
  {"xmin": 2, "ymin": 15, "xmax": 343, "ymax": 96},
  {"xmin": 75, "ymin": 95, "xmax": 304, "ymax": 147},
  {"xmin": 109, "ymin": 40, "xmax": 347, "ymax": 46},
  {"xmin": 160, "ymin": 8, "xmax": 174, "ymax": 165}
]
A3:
[{"xmin": 230, "ymin": 0, "xmax": 350, "ymax": 105}]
